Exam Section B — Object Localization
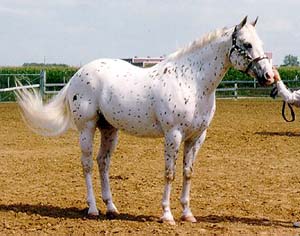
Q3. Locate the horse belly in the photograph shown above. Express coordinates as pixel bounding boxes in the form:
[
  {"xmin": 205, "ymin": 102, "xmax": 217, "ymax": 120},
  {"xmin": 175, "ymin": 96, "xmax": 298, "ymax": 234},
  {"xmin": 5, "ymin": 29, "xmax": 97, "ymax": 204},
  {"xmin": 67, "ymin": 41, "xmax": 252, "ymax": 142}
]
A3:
[
  {"xmin": 101, "ymin": 102, "xmax": 163, "ymax": 137},
  {"xmin": 98, "ymin": 83, "xmax": 163, "ymax": 137}
]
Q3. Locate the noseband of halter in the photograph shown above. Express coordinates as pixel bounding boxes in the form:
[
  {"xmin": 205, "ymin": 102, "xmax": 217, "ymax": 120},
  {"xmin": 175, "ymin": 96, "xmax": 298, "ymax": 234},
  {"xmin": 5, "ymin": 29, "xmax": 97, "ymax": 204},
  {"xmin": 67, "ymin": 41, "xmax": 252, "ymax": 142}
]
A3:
[{"xmin": 229, "ymin": 28, "xmax": 269, "ymax": 74}]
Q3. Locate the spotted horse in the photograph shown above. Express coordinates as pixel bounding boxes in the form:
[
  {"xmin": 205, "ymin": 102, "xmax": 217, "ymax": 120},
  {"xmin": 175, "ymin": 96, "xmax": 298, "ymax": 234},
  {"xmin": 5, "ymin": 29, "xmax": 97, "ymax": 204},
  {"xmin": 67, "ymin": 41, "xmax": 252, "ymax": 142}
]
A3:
[{"xmin": 16, "ymin": 17, "xmax": 274, "ymax": 225}]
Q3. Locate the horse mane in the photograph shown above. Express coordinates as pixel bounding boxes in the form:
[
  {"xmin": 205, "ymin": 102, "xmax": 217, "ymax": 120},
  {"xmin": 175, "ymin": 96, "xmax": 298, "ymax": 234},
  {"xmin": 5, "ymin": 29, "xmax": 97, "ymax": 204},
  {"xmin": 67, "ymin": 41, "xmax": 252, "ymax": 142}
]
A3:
[{"xmin": 167, "ymin": 27, "xmax": 228, "ymax": 60}]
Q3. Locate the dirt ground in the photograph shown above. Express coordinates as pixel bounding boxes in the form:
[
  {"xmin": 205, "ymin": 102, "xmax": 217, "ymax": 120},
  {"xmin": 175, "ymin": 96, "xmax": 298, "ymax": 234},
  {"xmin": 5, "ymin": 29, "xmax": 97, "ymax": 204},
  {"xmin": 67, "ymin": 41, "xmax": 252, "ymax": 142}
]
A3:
[{"xmin": 1, "ymin": 99, "xmax": 300, "ymax": 235}]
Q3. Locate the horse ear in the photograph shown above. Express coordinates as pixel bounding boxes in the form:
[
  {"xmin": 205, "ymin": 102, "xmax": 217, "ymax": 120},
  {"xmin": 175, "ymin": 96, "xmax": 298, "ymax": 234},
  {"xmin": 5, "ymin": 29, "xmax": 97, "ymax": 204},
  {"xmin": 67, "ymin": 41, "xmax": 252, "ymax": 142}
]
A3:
[
  {"xmin": 251, "ymin": 16, "xmax": 259, "ymax": 27},
  {"xmin": 236, "ymin": 16, "xmax": 248, "ymax": 31}
]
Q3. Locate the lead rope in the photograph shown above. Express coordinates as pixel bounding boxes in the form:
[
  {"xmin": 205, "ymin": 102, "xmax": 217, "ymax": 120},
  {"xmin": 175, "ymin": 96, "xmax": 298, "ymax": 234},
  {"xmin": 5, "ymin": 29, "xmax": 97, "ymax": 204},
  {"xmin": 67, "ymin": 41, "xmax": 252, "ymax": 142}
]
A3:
[
  {"xmin": 270, "ymin": 86, "xmax": 295, "ymax": 122},
  {"xmin": 282, "ymin": 101, "xmax": 295, "ymax": 122}
]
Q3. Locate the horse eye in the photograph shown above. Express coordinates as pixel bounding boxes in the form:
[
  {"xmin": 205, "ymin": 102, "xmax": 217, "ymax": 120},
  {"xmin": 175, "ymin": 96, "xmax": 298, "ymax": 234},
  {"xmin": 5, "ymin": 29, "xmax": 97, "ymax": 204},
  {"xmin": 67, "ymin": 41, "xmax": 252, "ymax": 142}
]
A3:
[{"xmin": 243, "ymin": 43, "xmax": 252, "ymax": 49}]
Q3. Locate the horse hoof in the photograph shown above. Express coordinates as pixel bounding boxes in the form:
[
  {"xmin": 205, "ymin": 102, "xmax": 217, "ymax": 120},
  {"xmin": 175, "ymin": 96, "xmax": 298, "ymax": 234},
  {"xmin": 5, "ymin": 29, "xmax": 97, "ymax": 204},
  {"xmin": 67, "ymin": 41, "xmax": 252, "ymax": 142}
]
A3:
[
  {"xmin": 106, "ymin": 210, "xmax": 119, "ymax": 219},
  {"xmin": 87, "ymin": 212, "xmax": 99, "ymax": 220},
  {"xmin": 181, "ymin": 215, "xmax": 197, "ymax": 223},
  {"xmin": 158, "ymin": 217, "xmax": 176, "ymax": 225},
  {"xmin": 293, "ymin": 222, "xmax": 300, "ymax": 228}
]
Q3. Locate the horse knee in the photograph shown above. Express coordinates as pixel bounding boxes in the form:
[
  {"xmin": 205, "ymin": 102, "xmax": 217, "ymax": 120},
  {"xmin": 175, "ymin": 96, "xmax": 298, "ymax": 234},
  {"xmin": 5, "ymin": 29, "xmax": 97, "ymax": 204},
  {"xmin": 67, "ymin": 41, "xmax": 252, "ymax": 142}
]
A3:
[
  {"xmin": 81, "ymin": 152, "xmax": 93, "ymax": 173},
  {"xmin": 97, "ymin": 152, "xmax": 110, "ymax": 169},
  {"xmin": 183, "ymin": 167, "xmax": 193, "ymax": 180},
  {"xmin": 165, "ymin": 169, "xmax": 175, "ymax": 181}
]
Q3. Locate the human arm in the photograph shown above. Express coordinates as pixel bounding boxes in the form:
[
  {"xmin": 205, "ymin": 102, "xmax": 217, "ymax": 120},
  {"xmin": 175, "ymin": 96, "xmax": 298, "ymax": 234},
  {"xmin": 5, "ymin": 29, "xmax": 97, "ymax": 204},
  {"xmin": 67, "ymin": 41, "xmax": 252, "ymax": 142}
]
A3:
[{"xmin": 273, "ymin": 68, "xmax": 300, "ymax": 107}]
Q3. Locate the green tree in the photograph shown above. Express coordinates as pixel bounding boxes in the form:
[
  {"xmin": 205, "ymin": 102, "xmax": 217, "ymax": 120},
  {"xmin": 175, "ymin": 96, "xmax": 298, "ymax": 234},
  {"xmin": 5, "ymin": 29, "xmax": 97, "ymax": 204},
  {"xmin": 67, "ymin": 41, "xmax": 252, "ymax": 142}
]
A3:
[{"xmin": 283, "ymin": 54, "xmax": 299, "ymax": 66}]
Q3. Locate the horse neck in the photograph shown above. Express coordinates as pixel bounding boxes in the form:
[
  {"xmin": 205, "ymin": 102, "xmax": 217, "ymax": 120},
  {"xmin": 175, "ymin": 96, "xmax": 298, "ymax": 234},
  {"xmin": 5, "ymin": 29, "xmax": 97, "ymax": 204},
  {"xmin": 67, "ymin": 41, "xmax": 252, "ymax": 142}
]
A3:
[
  {"xmin": 196, "ymin": 37, "xmax": 232, "ymax": 93},
  {"xmin": 169, "ymin": 35, "xmax": 232, "ymax": 95}
]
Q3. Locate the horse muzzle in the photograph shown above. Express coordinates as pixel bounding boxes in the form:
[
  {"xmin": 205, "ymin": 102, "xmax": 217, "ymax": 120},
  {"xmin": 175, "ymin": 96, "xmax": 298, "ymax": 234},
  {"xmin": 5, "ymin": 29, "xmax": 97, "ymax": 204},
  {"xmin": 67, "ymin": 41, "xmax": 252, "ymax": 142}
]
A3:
[
  {"xmin": 256, "ymin": 74, "xmax": 274, "ymax": 87},
  {"xmin": 263, "ymin": 71, "xmax": 274, "ymax": 86},
  {"xmin": 246, "ymin": 57, "xmax": 274, "ymax": 86}
]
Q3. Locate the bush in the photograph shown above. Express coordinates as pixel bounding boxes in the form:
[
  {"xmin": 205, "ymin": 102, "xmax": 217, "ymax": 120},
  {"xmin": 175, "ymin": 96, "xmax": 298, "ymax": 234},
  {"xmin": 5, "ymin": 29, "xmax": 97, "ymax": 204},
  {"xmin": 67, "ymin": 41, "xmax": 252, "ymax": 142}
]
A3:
[
  {"xmin": 223, "ymin": 68, "xmax": 252, "ymax": 81},
  {"xmin": 0, "ymin": 66, "xmax": 79, "ymax": 101},
  {"xmin": 277, "ymin": 66, "xmax": 300, "ymax": 81},
  {"xmin": 0, "ymin": 66, "xmax": 78, "ymax": 85},
  {"xmin": 1, "ymin": 64, "xmax": 300, "ymax": 101}
]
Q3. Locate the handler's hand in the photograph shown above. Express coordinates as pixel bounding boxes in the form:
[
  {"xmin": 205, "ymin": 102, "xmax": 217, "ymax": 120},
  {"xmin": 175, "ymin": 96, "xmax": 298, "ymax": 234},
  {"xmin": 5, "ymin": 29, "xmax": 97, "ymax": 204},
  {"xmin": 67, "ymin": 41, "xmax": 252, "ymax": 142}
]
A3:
[{"xmin": 273, "ymin": 67, "xmax": 281, "ymax": 82}]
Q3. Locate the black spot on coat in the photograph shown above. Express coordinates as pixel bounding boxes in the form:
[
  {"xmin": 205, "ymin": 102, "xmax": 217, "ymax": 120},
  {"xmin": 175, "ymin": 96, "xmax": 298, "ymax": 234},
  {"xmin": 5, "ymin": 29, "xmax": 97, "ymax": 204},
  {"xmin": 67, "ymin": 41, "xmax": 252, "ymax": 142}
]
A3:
[{"xmin": 73, "ymin": 95, "xmax": 78, "ymax": 101}]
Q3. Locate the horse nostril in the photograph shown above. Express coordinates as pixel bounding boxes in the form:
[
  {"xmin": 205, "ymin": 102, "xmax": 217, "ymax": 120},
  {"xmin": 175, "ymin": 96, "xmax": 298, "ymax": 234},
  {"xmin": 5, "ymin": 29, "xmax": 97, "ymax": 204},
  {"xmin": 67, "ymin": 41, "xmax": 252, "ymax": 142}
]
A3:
[{"xmin": 264, "ymin": 72, "xmax": 271, "ymax": 80}]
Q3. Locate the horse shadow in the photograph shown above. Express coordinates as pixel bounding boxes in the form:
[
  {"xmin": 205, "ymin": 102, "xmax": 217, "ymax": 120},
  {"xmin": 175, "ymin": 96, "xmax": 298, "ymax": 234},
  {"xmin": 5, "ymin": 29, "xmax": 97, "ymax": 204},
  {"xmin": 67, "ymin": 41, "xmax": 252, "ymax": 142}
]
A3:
[
  {"xmin": 196, "ymin": 215, "xmax": 293, "ymax": 228},
  {"xmin": 0, "ymin": 203, "xmax": 293, "ymax": 228},
  {"xmin": 255, "ymin": 131, "xmax": 300, "ymax": 137},
  {"xmin": 0, "ymin": 203, "xmax": 155, "ymax": 222}
]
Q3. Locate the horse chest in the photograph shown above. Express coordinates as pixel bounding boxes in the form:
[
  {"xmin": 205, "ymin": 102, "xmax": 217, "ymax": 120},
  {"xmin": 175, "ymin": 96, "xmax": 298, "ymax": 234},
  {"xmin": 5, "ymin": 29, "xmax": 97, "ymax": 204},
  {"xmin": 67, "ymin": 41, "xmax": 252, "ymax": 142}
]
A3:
[
  {"xmin": 192, "ymin": 108, "xmax": 215, "ymax": 131},
  {"xmin": 154, "ymin": 94, "xmax": 215, "ymax": 136}
]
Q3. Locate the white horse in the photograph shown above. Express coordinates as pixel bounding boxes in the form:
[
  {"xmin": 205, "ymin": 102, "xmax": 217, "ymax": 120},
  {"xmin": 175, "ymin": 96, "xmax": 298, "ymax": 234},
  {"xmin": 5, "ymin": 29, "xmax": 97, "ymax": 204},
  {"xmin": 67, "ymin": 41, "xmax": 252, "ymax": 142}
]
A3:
[{"xmin": 16, "ymin": 17, "xmax": 274, "ymax": 225}]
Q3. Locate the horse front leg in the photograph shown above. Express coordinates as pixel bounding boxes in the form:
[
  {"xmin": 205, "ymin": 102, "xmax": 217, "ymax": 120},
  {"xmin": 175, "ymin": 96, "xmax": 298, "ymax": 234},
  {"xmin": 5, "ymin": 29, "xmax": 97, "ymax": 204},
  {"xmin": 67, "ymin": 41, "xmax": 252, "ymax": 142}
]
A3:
[
  {"xmin": 160, "ymin": 129, "xmax": 183, "ymax": 225},
  {"xmin": 97, "ymin": 126, "xmax": 119, "ymax": 219},
  {"xmin": 180, "ymin": 130, "xmax": 207, "ymax": 223},
  {"xmin": 79, "ymin": 121, "xmax": 98, "ymax": 217}
]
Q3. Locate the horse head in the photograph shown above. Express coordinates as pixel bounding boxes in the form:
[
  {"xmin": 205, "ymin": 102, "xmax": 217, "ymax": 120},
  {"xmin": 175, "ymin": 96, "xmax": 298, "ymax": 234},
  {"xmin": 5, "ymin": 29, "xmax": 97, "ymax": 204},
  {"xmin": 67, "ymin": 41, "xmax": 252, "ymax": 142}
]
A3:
[{"xmin": 229, "ymin": 16, "xmax": 274, "ymax": 86}]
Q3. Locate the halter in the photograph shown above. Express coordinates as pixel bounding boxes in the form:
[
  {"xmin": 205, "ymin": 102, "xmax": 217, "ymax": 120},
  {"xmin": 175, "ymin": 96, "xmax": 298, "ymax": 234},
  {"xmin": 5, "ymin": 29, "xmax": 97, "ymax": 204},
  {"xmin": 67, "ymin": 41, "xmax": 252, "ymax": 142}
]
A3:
[{"xmin": 229, "ymin": 28, "xmax": 269, "ymax": 74}]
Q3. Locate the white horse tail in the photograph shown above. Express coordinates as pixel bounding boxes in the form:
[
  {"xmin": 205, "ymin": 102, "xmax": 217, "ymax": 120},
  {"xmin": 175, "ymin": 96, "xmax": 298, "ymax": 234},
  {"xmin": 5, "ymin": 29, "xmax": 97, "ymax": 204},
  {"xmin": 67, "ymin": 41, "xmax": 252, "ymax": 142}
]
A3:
[{"xmin": 15, "ymin": 81, "xmax": 72, "ymax": 136}]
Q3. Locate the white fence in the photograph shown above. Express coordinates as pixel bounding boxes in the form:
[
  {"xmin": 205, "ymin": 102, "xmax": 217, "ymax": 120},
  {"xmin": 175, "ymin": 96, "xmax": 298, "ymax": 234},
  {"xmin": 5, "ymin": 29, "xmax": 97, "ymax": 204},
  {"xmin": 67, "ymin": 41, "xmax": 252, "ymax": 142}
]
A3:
[
  {"xmin": 0, "ymin": 72, "xmax": 42, "ymax": 101},
  {"xmin": 216, "ymin": 79, "xmax": 300, "ymax": 98},
  {"xmin": 0, "ymin": 71, "xmax": 299, "ymax": 101},
  {"xmin": 0, "ymin": 71, "xmax": 67, "ymax": 101}
]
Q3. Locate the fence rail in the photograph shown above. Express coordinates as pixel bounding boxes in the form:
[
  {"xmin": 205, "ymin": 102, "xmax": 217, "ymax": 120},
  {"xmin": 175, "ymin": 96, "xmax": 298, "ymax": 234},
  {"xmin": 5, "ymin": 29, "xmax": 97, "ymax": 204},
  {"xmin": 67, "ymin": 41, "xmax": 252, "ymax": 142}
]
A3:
[
  {"xmin": 0, "ymin": 70, "xmax": 299, "ymax": 102},
  {"xmin": 0, "ymin": 72, "xmax": 42, "ymax": 101},
  {"xmin": 0, "ymin": 84, "xmax": 40, "ymax": 92}
]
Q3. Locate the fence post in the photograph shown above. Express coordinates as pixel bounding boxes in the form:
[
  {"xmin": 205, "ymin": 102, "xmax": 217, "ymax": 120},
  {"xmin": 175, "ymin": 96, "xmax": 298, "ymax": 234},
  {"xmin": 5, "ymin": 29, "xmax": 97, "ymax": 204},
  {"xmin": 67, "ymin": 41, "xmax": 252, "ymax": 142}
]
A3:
[
  {"xmin": 40, "ymin": 70, "xmax": 46, "ymax": 99},
  {"xmin": 234, "ymin": 82, "xmax": 238, "ymax": 99}
]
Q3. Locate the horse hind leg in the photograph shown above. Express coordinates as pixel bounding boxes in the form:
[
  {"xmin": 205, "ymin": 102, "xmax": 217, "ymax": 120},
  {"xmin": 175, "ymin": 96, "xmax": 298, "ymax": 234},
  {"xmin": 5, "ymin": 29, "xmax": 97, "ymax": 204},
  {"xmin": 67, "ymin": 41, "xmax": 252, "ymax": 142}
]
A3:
[
  {"xmin": 79, "ymin": 120, "xmax": 98, "ymax": 218},
  {"xmin": 96, "ymin": 114, "xmax": 119, "ymax": 218}
]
